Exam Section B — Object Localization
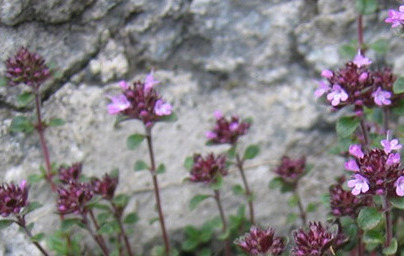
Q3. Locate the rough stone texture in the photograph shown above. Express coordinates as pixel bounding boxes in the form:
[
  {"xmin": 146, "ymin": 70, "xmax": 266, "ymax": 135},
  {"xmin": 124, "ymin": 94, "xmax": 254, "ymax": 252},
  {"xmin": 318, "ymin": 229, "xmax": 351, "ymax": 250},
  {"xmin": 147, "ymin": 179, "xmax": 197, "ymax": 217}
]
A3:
[{"xmin": 0, "ymin": 0, "xmax": 402, "ymax": 255}]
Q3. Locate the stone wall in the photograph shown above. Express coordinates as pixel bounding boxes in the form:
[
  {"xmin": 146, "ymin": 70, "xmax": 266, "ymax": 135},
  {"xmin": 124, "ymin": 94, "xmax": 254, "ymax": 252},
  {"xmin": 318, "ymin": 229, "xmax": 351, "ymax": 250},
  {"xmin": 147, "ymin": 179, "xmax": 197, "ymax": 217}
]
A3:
[{"xmin": 0, "ymin": 0, "xmax": 402, "ymax": 255}]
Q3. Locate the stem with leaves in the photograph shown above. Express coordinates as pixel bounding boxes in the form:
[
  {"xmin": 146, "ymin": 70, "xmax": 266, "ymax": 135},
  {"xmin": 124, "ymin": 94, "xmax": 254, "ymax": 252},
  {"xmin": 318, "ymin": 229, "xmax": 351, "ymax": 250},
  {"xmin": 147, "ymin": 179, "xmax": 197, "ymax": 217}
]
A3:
[
  {"xmin": 15, "ymin": 215, "xmax": 49, "ymax": 256},
  {"xmin": 81, "ymin": 211, "xmax": 110, "ymax": 256},
  {"xmin": 111, "ymin": 202, "xmax": 134, "ymax": 256},
  {"xmin": 145, "ymin": 127, "xmax": 170, "ymax": 255},
  {"xmin": 235, "ymin": 153, "xmax": 255, "ymax": 225}
]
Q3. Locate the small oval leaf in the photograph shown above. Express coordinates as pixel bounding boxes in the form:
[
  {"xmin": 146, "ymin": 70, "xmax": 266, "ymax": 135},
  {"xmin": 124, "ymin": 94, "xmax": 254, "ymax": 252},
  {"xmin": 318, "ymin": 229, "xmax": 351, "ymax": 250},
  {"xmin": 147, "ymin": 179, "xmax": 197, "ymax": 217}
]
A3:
[
  {"xmin": 126, "ymin": 134, "xmax": 145, "ymax": 150},
  {"xmin": 357, "ymin": 207, "xmax": 383, "ymax": 231},
  {"xmin": 189, "ymin": 194, "xmax": 211, "ymax": 211}
]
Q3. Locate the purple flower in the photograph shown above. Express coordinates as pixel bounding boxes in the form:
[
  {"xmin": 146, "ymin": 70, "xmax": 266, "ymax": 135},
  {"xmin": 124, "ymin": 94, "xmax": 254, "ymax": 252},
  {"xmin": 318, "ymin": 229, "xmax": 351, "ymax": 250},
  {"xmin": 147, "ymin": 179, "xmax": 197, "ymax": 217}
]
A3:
[
  {"xmin": 59, "ymin": 163, "xmax": 82, "ymax": 184},
  {"xmin": 5, "ymin": 47, "xmax": 51, "ymax": 88},
  {"xmin": 206, "ymin": 112, "xmax": 250, "ymax": 145},
  {"xmin": 386, "ymin": 153, "xmax": 401, "ymax": 166},
  {"xmin": 349, "ymin": 144, "xmax": 364, "ymax": 158},
  {"xmin": 107, "ymin": 95, "xmax": 131, "ymax": 115},
  {"xmin": 344, "ymin": 159, "xmax": 359, "ymax": 172},
  {"xmin": 358, "ymin": 72, "xmax": 368, "ymax": 83},
  {"xmin": 326, "ymin": 84, "xmax": 348, "ymax": 106},
  {"xmin": 144, "ymin": 70, "xmax": 160, "ymax": 92},
  {"xmin": 234, "ymin": 226, "xmax": 285, "ymax": 256},
  {"xmin": 57, "ymin": 182, "xmax": 93, "ymax": 215},
  {"xmin": 91, "ymin": 174, "xmax": 119, "ymax": 200},
  {"xmin": 154, "ymin": 99, "xmax": 172, "ymax": 116},
  {"xmin": 347, "ymin": 174, "xmax": 369, "ymax": 195},
  {"xmin": 321, "ymin": 69, "xmax": 333, "ymax": 79},
  {"xmin": 381, "ymin": 135, "xmax": 402, "ymax": 154},
  {"xmin": 372, "ymin": 87, "xmax": 392, "ymax": 106},
  {"xmin": 189, "ymin": 153, "xmax": 228, "ymax": 184},
  {"xmin": 119, "ymin": 80, "xmax": 129, "ymax": 90},
  {"xmin": 353, "ymin": 51, "xmax": 372, "ymax": 68},
  {"xmin": 394, "ymin": 176, "xmax": 404, "ymax": 196},
  {"xmin": 274, "ymin": 156, "xmax": 306, "ymax": 184},
  {"xmin": 0, "ymin": 181, "xmax": 29, "ymax": 217},
  {"xmin": 385, "ymin": 6, "xmax": 404, "ymax": 28},
  {"xmin": 314, "ymin": 81, "xmax": 330, "ymax": 99}
]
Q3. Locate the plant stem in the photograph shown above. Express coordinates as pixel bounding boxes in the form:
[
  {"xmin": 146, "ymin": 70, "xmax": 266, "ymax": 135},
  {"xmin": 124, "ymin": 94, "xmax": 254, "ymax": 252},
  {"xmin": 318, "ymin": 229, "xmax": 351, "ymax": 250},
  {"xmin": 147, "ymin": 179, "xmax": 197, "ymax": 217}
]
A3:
[
  {"xmin": 112, "ymin": 203, "xmax": 134, "ymax": 256},
  {"xmin": 213, "ymin": 189, "xmax": 231, "ymax": 256},
  {"xmin": 357, "ymin": 15, "xmax": 364, "ymax": 53},
  {"xmin": 82, "ymin": 211, "xmax": 110, "ymax": 256},
  {"xmin": 383, "ymin": 108, "xmax": 390, "ymax": 134},
  {"xmin": 293, "ymin": 190, "xmax": 306, "ymax": 226},
  {"xmin": 359, "ymin": 118, "xmax": 370, "ymax": 150},
  {"xmin": 16, "ymin": 216, "xmax": 50, "ymax": 256},
  {"xmin": 381, "ymin": 196, "xmax": 393, "ymax": 254},
  {"xmin": 235, "ymin": 153, "xmax": 255, "ymax": 225},
  {"xmin": 89, "ymin": 209, "xmax": 109, "ymax": 254},
  {"xmin": 34, "ymin": 90, "xmax": 56, "ymax": 192},
  {"xmin": 145, "ymin": 127, "xmax": 170, "ymax": 255}
]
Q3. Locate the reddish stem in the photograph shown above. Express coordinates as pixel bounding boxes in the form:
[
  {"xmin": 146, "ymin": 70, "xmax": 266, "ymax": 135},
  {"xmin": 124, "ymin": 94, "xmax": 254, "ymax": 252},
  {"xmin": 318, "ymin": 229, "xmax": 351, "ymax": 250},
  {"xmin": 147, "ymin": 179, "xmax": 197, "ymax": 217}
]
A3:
[
  {"xmin": 111, "ymin": 203, "xmax": 134, "ymax": 256},
  {"xmin": 214, "ymin": 190, "xmax": 231, "ymax": 256},
  {"xmin": 145, "ymin": 127, "xmax": 170, "ymax": 255},
  {"xmin": 16, "ymin": 216, "xmax": 50, "ymax": 256},
  {"xmin": 235, "ymin": 153, "xmax": 255, "ymax": 225},
  {"xmin": 357, "ymin": 15, "xmax": 364, "ymax": 53}
]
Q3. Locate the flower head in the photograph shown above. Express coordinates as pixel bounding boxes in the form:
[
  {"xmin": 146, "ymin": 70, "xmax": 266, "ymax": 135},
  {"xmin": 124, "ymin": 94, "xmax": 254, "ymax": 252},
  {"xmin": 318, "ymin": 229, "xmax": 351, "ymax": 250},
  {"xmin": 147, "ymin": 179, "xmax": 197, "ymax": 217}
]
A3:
[
  {"xmin": 329, "ymin": 176, "xmax": 371, "ymax": 217},
  {"xmin": 59, "ymin": 163, "xmax": 82, "ymax": 184},
  {"xmin": 274, "ymin": 156, "xmax": 306, "ymax": 185},
  {"xmin": 91, "ymin": 174, "xmax": 119, "ymax": 200},
  {"xmin": 385, "ymin": 6, "xmax": 404, "ymax": 28},
  {"xmin": 189, "ymin": 153, "xmax": 228, "ymax": 184},
  {"xmin": 0, "ymin": 181, "xmax": 29, "ymax": 217},
  {"xmin": 5, "ymin": 47, "xmax": 50, "ymax": 88},
  {"xmin": 234, "ymin": 226, "xmax": 285, "ymax": 256},
  {"xmin": 206, "ymin": 111, "xmax": 250, "ymax": 145},
  {"xmin": 292, "ymin": 222, "xmax": 346, "ymax": 256},
  {"xmin": 106, "ymin": 72, "xmax": 173, "ymax": 127},
  {"xmin": 372, "ymin": 87, "xmax": 392, "ymax": 106},
  {"xmin": 57, "ymin": 182, "xmax": 93, "ymax": 215}
]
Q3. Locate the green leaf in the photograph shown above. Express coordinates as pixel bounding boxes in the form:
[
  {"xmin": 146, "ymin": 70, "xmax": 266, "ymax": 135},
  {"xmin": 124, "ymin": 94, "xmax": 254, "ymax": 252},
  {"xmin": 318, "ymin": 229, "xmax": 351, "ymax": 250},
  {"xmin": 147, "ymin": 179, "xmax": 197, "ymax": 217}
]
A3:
[
  {"xmin": 336, "ymin": 116, "xmax": 359, "ymax": 138},
  {"xmin": 60, "ymin": 218, "xmax": 85, "ymax": 231},
  {"xmin": 158, "ymin": 112, "xmax": 178, "ymax": 123},
  {"xmin": 189, "ymin": 194, "xmax": 211, "ymax": 211},
  {"xmin": 126, "ymin": 134, "xmax": 145, "ymax": 150},
  {"xmin": 363, "ymin": 229, "xmax": 384, "ymax": 244},
  {"xmin": 286, "ymin": 213, "xmax": 298, "ymax": 224},
  {"xmin": 232, "ymin": 184, "xmax": 245, "ymax": 195},
  {"xmin": 184, "ymin": 156, "xmax": 194, "ymax": 170},
  {"xmin": 27, "ymin": 173, "xmax": 44, "ymax": 184},
  {"xmin": 392, "ymin": 99, "xmax": 404, "ymax": 115},
  {"xmin": 383, "ymin": 238, "xmax": 397, "ymax": 255},
  {"xmin": 123, "ymin": 212, "xmax": 139, "ymax": 224},
  {"xmin": 156, "ymin": 163, "xmax": 166, "ymax": 174},
  {"xmin": 357, "ymin": 207, "xmax": 383, "ymax": 231},
  {"xmin": 0, "ymin": 219, "xmax": 14, "ymax": 230},
  {"xmin": 393, "ymin": 77, "xmax": 404, "ymax": 94},
  {"xmin": 227, "ymin": 146, "xmax": 236, "ymax": 159},
  {"xmin": 339, "ymin": 44, "xmax": 357, "ymax": 59},
  {"xmin": 198, "ymin": 248, "xmax": 212, "ymax": 256},
  {"xmin": 134, "ymin": 160, "xmax": 149, "ymax": 171},
  {"xmin": 24, "ymin": 201, "xmax": 43, "ymax": 215},
  {"xmin": 390, "ymin": 197, "xmax": 404, "ymax": 209},
  {"xmin": 98, "ymin": 221, "xmax": 120, "ymax": 235},
  {"xmin": 112, "ymin": 194, "xmax": 129, "ymax": 208},
  {"xmin": 268, "ymin": 177, "xmax": 283, "ymax": 189},
  {"xmin": 16, "ymin": 92, "xmax": 34, "ymax": 107},
  {"xmin": 48, "ymin": 118, "xmax": 65, "ymax": 127},
  {"xmin": 369, "ymin": 38, "xmax": 388, "ymax": 55},
  {"xmin": 31, "ymin": 232, "xmax": 45, "ymax": 243},
  {"xmin": 339, "ymin": 216, "xmax": 358, "ymax": 250},
  {"xmin": 210, "ymin": 175, "xmax": 223, "ymax": 190},
  {"xmin": 217, "ymin": 229, "xmax": 230, "ymax": 240},
  {"xmin": 182, "ymin": 239, "xmax": 199, "ymax": 252},
  {"xmin": 288, "ymin": 194, "xmax": 299, "ymax": 207},
  {"xmin": 10, "ymin": 116, "xmax": 34, "ymax": 133},
  {"xmin": 306, "ymin": 202, "xmax": 319, "ymax": 213},
  {"xmin": 355, "ymin": 0, "xmax": 378, "ymax": 15},
  {"xmin": 243, "ymin": 117, "xmax": 253, "ymax": 124},
  {"xmin": 243, "ymin": 144, "xmax": 260, "ymax": 160},
  {"xmin": 0, "ymin": 77, "xmax": 7, "ymax": 87},
  {"xmin": 96, "ymin": 212, "xmax": 111, "ymax": 223}
]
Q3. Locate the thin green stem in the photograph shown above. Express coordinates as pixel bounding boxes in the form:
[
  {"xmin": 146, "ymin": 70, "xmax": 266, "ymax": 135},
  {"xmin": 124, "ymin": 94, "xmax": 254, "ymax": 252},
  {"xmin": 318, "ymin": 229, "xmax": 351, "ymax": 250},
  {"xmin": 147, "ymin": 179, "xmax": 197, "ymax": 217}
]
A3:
[
  {"xmin": 293, "ymin": 190, "xmax": 306, "ymax": 226},
  {"xmin": 145, "ymin": 127, "xmax": 170, "ymax": 255},
  {"xmin": 381, "ymin": 196, "xmax": 393, "ymax": 254},
  {"xmin": 213, "ymin": 190, "xmax": 231, "ymax": 256},
  {"xmin": 235, "ymin": 153, "xmax": 255, "ymax": 225}
]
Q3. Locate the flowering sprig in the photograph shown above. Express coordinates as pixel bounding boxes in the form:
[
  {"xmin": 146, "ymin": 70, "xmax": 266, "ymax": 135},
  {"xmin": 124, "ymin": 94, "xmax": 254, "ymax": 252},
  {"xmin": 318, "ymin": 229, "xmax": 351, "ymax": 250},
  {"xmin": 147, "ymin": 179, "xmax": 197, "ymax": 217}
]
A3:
[
  {"xmin": 385, "ymin": 5, "xmax": 404, "ymax": 28},
  {"xmin": 234, "ymin": 226, "xmax": 286, "ymax": 256}
]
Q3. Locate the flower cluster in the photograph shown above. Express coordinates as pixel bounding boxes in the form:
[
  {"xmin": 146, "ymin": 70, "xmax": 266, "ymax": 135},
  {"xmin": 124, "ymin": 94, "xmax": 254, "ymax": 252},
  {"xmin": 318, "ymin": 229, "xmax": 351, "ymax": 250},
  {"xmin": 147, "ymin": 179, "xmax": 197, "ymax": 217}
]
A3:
[
  {"xmin": 59, "ymin": 163, "xmax": 82, "ymax": 184},
  {"xmin": 0, "ymin": 181, "xmax": 29, "ymax": 217},
  {"xmin": 315, "ymin": 52, "xmax": 398, "ymax": 115},
  {"xmin": 189, "ymin": 153, "xmax": 228, "ymax": 184},
  {"xmin": 346, "ymin": 134, "xmax": 404, "ymax": 196},
  {"xmin": 5, "ymin": 47, "xmax": 50, "ymax": 88},
  {"xmin": 274, "ymin": 156, "xmax": 306, "ymax": 185},
  {"xmin": 292, "ymin": 222, "xmax": 346, "ymax": 256},
  {"xmin": 91, "ymin": 173, "xmax": 118, "ymax": 200},
  {"xmin": 385, "ymin": 5, "xmax": 404, "ymax": 28},
  {"xmin": 234, "ymin": 226, "xmax": 285, "ymax": 256},
  {"xmin": 107, "ymin": 72, "xmax": 172, "ymax": 127},
  {"xmin": 329, "ymin": 176, "xmax": 371, "ymax": 217},
  {"xmin": 57, "ymin": 182, "xmax": 94, "ymax": 215},
  {"xmin": 205, "ymin": 111, "xmax": 250, "ymax": 145}
]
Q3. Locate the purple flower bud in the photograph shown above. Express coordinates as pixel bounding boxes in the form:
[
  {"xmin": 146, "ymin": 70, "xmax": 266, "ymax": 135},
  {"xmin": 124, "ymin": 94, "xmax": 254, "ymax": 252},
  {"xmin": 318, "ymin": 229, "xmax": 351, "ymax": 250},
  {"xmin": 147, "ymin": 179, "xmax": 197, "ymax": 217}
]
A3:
[
  {"xmin": 358, "ymin": 72, "xmax": 368, "ymax": 82},
  {"xmin": 59, "ymin": 163, "xmax": 82, "ymax": 184},
  {"xmin": 321, "ymin": 69, "xmax": 333, "ymax": 79},
  {"xmin": 274, "ymin": 156, "xmax": 306, "ymax": 184},
  {"xmin": 395, "ymin": 176, "xmax": 404, "ymax": 196},
  {"xmin": 206, "ymin": 112, "xmax": 250, "ymax": 145},
  {"xmin": 91, "ymin": 174, "xmax": 118, "ymax": 200},
  {"xmin": 189, "ymin": 153, "xmax": 228, "ymax": 184},
  {"xmin": 0, "ymin": 181, "xmax": 29, "ymax": 217},
  {"xmin": 235, "ymin": 226, "xmax": 285, "ymax": 256},
  {"xmin": 349, "ymin": 144, "xmax": 364, "ymax": 158}
]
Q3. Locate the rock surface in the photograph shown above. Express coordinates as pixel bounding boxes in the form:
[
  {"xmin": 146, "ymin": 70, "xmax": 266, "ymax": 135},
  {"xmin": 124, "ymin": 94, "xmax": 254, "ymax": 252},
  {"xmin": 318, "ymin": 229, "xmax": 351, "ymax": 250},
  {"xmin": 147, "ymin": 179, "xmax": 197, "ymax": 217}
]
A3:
[{"xmin": 0, "ymin": 0, "xmax": 402, "ymax": 255}]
